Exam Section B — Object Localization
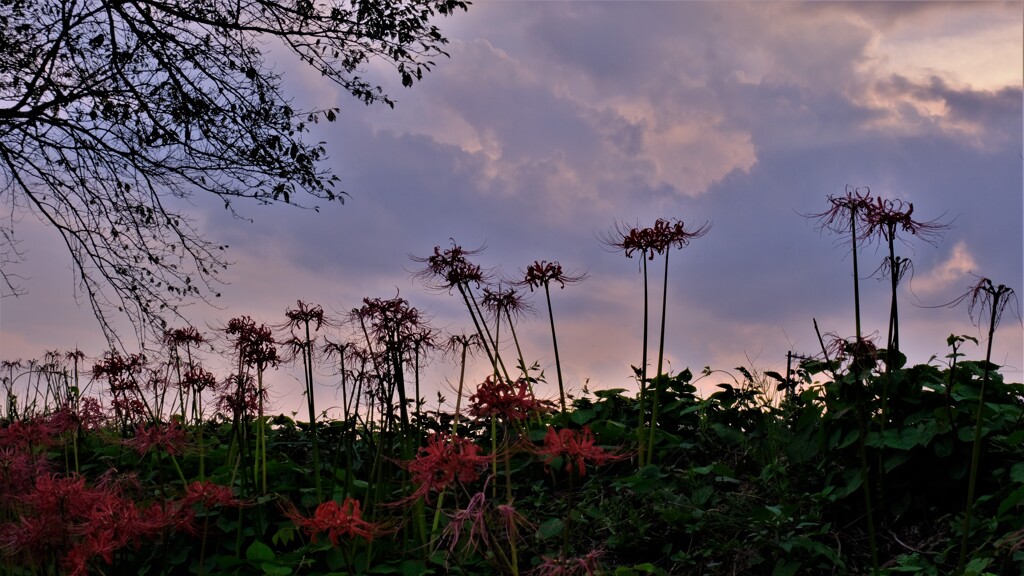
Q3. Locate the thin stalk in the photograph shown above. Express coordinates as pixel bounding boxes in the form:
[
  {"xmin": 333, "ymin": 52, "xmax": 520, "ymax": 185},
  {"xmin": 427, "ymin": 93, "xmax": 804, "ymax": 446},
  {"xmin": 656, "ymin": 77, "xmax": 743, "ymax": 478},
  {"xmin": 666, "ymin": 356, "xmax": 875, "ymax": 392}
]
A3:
[
  {"xmin": 301, "ymin": 320, "xmax": 323, "ymax": 502},
  {"xmin": 543, "ymin": 283, "xmax": 567, "ymax": 413},
  {"xmin": 647, "ymin": 246, "xmax": 671, "ymax": 465},
  {"xmin": 958, "ymin": 290, "xmax": 1004, "ymax": 570},
  {"xmin": 637, "ymin": 256, "xmax": 649, "ymax": 466}
]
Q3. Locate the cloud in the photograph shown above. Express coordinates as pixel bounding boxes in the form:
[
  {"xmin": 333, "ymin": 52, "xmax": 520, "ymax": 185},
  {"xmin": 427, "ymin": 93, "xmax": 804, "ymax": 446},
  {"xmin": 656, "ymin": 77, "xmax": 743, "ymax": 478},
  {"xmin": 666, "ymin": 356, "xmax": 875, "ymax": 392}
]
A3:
[{"xmin": 912, "ymin": 241, "xmax": 978, "ymax": 296}]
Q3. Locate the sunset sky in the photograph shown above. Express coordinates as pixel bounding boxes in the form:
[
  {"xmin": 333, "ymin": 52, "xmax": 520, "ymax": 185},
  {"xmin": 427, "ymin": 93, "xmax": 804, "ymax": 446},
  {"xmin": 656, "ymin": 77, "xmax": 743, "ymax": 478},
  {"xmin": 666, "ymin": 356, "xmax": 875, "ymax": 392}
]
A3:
[{"xmin": 2, "ymin": 1, "xmax": 1021, "ymax": 417}]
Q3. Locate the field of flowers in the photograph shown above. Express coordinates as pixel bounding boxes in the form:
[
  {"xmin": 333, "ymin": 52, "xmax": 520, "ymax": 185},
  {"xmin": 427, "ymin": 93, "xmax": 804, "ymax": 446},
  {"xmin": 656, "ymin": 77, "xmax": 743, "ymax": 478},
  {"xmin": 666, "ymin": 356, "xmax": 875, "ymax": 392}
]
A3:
[{"xmin": 2, "ymin": 191, "xmax": 1022, "ymax": 575}]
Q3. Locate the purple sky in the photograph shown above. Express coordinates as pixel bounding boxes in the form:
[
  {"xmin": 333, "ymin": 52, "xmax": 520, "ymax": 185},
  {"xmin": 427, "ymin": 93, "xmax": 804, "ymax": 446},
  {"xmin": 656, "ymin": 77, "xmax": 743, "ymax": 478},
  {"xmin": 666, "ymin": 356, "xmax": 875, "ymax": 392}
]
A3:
[{"xmin": 2, "ymin": 1, "xmax": 1022, "ymax": 417}]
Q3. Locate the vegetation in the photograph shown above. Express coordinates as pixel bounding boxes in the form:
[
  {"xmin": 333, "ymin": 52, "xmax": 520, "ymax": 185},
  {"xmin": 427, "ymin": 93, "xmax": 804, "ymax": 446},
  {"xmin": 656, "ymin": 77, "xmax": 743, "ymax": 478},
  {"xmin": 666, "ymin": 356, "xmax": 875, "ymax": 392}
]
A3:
[{"xmin": 1, "ymin": 192, "xmax": 1022, "ymax": 575}]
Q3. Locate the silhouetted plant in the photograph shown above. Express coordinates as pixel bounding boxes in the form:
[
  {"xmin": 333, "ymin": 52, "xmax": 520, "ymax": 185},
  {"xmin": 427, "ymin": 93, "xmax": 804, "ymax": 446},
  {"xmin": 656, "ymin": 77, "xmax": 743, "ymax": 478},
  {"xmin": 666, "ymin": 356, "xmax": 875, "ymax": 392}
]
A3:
[
  {"xmin": 646, "ymin": 218, "xmax": 710, "ymax": 466},
  {"xmin": 943, "ymin": 277, "xmax": 1019, "ymax": 570},
  {"xmin": 863, "ymin": 196, "xmax": 950, "ymax": 364},
  {"xmin": 412, "ymin": 242, "xmax": 511, "ymax": 380},
  {"xmin": 806, "ymin": 185, "xmax": 874, "ymax": 349},
  {"xmin": 600, "ymin": 221, "xmax": 660, "ymax": 464},
  {"xmin": 518, "ymin": 260, "xmax": 586, "ymax": 413}
]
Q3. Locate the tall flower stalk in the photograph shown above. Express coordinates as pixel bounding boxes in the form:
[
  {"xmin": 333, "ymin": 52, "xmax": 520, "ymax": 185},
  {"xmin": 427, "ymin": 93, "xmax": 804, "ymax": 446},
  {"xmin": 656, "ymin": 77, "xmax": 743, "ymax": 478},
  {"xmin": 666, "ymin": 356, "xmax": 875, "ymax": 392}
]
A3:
[
  {"xmin": 807, "ymin": 185, "xmax": 874, "ymax": 348},
  {"xmin": 600, "ymin": 222, "xmax": 660, "ymax": 464},
  {"xmin": 945, "ymin": 277, "xmax": 1018, "ymax": 570},
  {"xmin": 518, "ymin": 260, "xmax": 586, "ymax": 413},
  {"xmin": 863, "ymin": 196, "xmax": 950, "ymax": 366},
  {"xmin": 646, "ymin": 219, "xmax": 710, "ymax": 465},
  {"xmin": 283, "ymin": 301, "xmax": 326, "ymax": 500},
  {"xmin": 412, "ymin": 242, "xmax": 512, "ymax": 381}
]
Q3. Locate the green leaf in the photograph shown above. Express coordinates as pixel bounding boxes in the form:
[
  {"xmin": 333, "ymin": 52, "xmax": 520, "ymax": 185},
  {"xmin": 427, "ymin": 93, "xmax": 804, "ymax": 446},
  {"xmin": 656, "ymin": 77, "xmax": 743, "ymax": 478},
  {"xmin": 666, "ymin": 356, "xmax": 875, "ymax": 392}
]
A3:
[
  {"xmin": 1011, "ymin": 462, "xmax": 1024, "ymax": 484},
  {"xmin": 261, "ymin": 563, "xmax": 292, "ymax": 576},
  {"xmin": 570, "ymin": 408, "xmax": 597, "ymax": 425},
  {"xmin": 246, "ymin": 541, "xmax": 275, "ymax": 563},
  {"xmin": 536, "ymin": 518, "xmax": 564, "ymax": 540}
]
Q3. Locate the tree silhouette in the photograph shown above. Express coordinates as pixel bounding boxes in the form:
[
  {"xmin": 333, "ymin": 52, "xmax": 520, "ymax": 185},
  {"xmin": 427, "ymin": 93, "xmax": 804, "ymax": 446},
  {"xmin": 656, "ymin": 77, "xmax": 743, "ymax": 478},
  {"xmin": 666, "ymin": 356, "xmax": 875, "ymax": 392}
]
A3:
[{"xmin": 0, "ymin": 0, "xmax": 468, "ymax": 345}]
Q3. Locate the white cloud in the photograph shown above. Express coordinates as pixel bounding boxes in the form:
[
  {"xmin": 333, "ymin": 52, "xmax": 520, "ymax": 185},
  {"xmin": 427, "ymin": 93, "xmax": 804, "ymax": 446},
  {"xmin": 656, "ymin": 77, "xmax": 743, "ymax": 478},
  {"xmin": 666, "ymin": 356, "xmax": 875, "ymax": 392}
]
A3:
[{"xmin": 913, "ymin": 241, "xmax": 978, "ymax": 296}]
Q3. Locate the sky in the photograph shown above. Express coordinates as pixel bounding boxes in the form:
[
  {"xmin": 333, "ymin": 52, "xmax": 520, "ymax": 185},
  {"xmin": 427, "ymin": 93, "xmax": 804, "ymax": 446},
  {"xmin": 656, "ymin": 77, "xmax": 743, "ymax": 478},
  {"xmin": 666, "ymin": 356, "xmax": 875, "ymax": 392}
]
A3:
[{"xmin": 2, "ymin": 1, "xmax": 1022, "ymax": 418}]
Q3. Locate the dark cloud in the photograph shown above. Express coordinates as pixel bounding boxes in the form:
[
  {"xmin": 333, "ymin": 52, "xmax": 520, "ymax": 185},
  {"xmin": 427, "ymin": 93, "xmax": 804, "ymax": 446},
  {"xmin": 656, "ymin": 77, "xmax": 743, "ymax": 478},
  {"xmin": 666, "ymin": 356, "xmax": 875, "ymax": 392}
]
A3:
[{"xmin": 3, "ymin": 1, "xmax": 1020, "ymax": 411}]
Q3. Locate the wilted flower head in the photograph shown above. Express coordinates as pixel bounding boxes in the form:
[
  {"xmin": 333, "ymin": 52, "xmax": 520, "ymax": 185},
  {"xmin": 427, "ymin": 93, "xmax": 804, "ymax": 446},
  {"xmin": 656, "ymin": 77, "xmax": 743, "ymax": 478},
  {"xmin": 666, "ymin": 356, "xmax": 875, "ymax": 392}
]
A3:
[
  {"xmin": 412, "ymin": 241, "xmax": 488, "ymax": 291},
  {"xmin": 824, "ymin": 333, "xmax": 881, "ymax": 375},
  {"xmin": 599, "ymin": 220, "xmax": 660, "ymax": 261},
  {"xmin": 863, "ymin": 196, "xmax": 950, "ymax": 247},
  {"xmin": 284, "ymin": 300, "xmax": 327, "ymax": 332},
  {"xmin": 225, "ymin": 316, "xmax": 279, "ymax": 368},
  {"xmin": 651, "ymin": 217, "xmax": 711, "ymax": 252},
  {"xmin": 353, "ymin": 294, "xmax": 427, "ymax": 347},
  {"xmin": 520, "ymin": 260, "xmax": 586, "ymax": 291},
  {"xmin": 482, "ymin": 284, "xmax": 534, "ymax": 322},
  {"xmin": 163, "ymin": 326, "xmax": 205, "ymax": 348},
  {"xmin": 805, "ymin": 185, "xmax": 875, "ymax": 238},
  {"xmin": 943, "ymin": 276, "xmax": 1020, "ymax": 329}
]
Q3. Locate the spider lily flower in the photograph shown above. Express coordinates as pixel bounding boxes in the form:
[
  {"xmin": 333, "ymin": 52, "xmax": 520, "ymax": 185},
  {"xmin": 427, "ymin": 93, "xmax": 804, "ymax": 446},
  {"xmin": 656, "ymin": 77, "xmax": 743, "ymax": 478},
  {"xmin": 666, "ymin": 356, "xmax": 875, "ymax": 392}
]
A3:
[
  {"xmin": 535, "ymin": 426, "xmax": 625, "ymax": 477},
  {"xmin": 404, "ymin": 432, "xmax": 492, "ymax": 502},
  {"xmin": 283, "ymin": 497, "xmax": 382, "ymax": 545},
  {"xmin": 469, "ymin": 376, "xmax": 549, "ymax": 422}
]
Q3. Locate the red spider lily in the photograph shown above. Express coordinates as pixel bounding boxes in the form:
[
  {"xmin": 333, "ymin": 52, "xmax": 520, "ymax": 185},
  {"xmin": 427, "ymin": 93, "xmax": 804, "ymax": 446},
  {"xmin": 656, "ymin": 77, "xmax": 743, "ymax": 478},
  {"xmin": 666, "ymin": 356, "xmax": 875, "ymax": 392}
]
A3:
[
  {"xmin": 75, "ymin": 397, "xmax": 107, "ymax": 431},
  {"xmin": 533, "ymin": 548, "xmax": 605, "ymax": 576},
  {"xmin": 520, "ymin": 260, "xmax": 586, "ymax": 291},
  {"xmin": 535, "ymin": 426, "xmax": 625, "ymax": 477},
  {"xmin": 163, "ymin": 326, "xmax": 205, "ymax": 347},
  {"xmin": 481, "ymin": 284, "xmax": 535, "ymax": 321},
  {"xmin": 404, "ymin": 433, "xmax": 492, "ymax": 502},
  {"xmin": 806, "ymin": 185, "xmax": 875, "ymax": 237},
  {"xmin": 183, "ymin": 480, "xmax": 241, "ymax": 508},
  {"xmin": 650, "ymin": 217, "xmax": 712, "ymax": 252},
  {"xmin": 125, "ymin": 420, "xmax": 186, "ymax": 455},
  {"xmin": 469, "ymin": 376, "xmax": 548, "ymax": 421},
  {"xmin": 863, "ymin": 196, "xmax": 950, "ymax": 247},
  {"xmin": 412, "ymin": 241, "xmax": 488, "ymax": 291},
  {"xmin": 225, "ymin": 316, "xmax": 279, "ymax": 368},
  {"xmin": 282, "ymin": 300, "xmax": 332, "ymax": 341},
  {"xmin": 216, "ymin": 372, "xmax": 265, "ymax": 419},
  {"xmin": 284, "ymin": 498, "xmax": 382, "ymax": 545},
  {"xmin": 0, "ymin": 474, "xmax": 174, "ymax": 576},
  {"xmin": 181, "ymin": 365, "xmax": 217, "ymax": 393},
  {"xmin": 599, "ymin": 220, "xmax": 661, "ymax": 261},
  {"xmin": 92, "ymin": 352, "xmax": 146, "ymax": 393}
]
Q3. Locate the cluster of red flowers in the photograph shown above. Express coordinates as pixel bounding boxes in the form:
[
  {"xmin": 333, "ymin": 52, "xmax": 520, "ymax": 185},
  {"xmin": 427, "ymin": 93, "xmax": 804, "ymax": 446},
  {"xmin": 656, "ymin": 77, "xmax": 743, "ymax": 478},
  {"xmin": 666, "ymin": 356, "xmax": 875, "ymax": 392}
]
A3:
[
  {"xmin": 405, "ymin": 433, "xmax": 492, "ymax": 501},
  {"xmin": 284, "ymin": 498, "xmax": 381, "ymax": 545},
  {"xmin": 468, "ymin": 376, "xmax": 548, "ymax": 421},
  {"xmin": 124, "ymin": 420, "xmax": 187, "ymax": 455},
  {"xmin": 533, "ymin": 548, "xmax": 605, "ymax": 576},
  {"xmin": 535, "ymin": 426, "xmax": 625, "ymax": 477},
  {"xmin": 0, "ymin": 475, "xmax": 174, "ymax": 575}
]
